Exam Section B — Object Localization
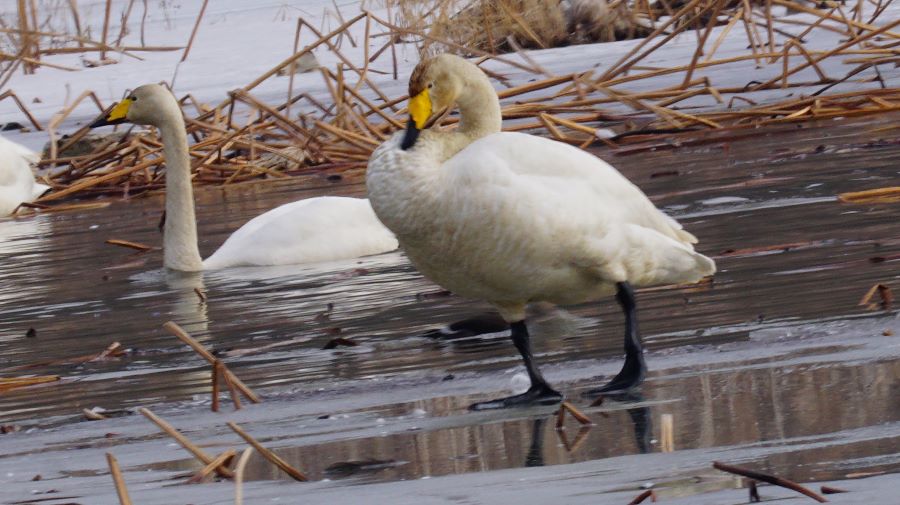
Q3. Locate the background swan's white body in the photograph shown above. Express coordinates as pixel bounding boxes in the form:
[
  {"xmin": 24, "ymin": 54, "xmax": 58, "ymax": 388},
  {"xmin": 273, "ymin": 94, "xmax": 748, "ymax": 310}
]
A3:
[
  {"xmin": 368, "ymin": 130, "xmax": 715, "ymax": 321},
  {"xmin": 93, "ymin": 84, "xmax": 398, "ymax": 271},
  {"xmin": 202, "ymin": 196, "xmax": 398, "ymax": 269},
  {"xmin": 0, "ymin": 136, "xmax": 49, "ymax": 216}
]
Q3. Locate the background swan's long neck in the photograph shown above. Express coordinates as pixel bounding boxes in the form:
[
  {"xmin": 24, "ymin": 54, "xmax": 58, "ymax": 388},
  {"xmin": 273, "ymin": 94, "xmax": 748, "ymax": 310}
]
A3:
[{"xmin": 158, "ymin": 112, "xmax": 203, "ymax": 271}]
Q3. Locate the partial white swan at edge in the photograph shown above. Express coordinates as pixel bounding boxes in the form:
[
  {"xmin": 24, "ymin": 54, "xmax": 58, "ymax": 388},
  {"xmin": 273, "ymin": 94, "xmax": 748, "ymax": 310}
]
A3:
[{"xmin": 0, "ymin": 135, "xmax": 49, "ymax": 216}]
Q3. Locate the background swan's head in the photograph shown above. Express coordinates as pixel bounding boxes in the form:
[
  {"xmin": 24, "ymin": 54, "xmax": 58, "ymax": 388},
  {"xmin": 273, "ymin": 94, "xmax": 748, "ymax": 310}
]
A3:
[{"xmin": 92, "ymin": 84, "xmax": 181, "ymax": 129}]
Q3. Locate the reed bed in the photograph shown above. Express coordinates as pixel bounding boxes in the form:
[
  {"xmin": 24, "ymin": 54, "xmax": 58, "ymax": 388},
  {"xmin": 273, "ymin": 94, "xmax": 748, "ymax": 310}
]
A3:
[{"xmin": 3, "ymin": 0, "xmax": 897, "ymax": 211}]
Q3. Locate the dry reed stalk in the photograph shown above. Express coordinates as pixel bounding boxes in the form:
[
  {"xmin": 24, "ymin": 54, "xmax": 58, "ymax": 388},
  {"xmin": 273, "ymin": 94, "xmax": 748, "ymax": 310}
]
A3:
[
  {"xmin": 299, "ymin": 18, "xmax": 394, "ymax": 106},
  {"xmin": 713, "ymin": 461, "xmax": 827, "ymax": 502},
  {"xmin": 285, "ymin": 18, "xmax": 303, "ymax": 119},
  {"xmin": 162, "ymin": 321, "xmax": 260, "ymax": 403},
  {"xmin": 37, "ymin": 157, "xmax": 162, "ymax": 202},
  {"xmin": 100, "ymin": 0, "xmax": 112, "ymax": 59},
  {"xmin": 187, "ymin": 449, "xmax": 236, "ymax": 483},
  {"xmin": 752, "ymin": 18, "xmax": 900, "ymax": 91},
  {"xmin": 221, "ymin": 364, "xmax": 243, "ymax": 410},
  {"xmin": 16, "ymin": 0, "xmax": 34, "ymax": 74},
  {"xmin": 139, "ymin": 407, "xmax": 235, "ymax": 478},
  {"xmin": 106, "ymin": 453, "xmax": 133, "ymax": 505},
  {"xmin": 68, "ymin": 0, "xmax": 84, "ymax": 47},
  {"xmin": 773, "ymin": 0, "xmax": 900, "ymax": 39},
  {"xmin": 628, "ymin": 489, "xmax": 656, "ymax": 504},
  {"xmin": 180, "ymin": 0, "xmax": 209, "ymax": 62},
  {"xmin": 0, "ymin": 90, "xmax": 43, "ymax": 130},
  {"xmin": 233, "ymin": 447, "xmax": 254, "ymax": 505},
  {"xmin": 227, "ymin": 422, "xmax": 308, "ymax": 481},
  {"xmin": 597, "ymin": 0, "xmax": 705, "ymax": 82},
  {"xmin": 368, "ymin": 11, "xmax": 541, "ymax": 74},
  {"xmin": 211, "ymin": 360, "xmax": 221, "ymax": 412},
  {"xmin": 114, "ymin": 0, "xmax": 137, "ymax": 47},
  {"xmin": 105, "ymin": 239, "xmax": 154, "ymax": 251},
  {"xmin": 681, "ymin": 0, "xmax": 725, "ymax": 88},
  {"xmin": 858, "ymin": 283, "xmax": 893, "ymax": 311},
  {"xmin": 0, "ymin": 375, "xmax": 59, "ymax": 391},
  {"xmin": 241, "ymin": 13, "xmax": 365, "ymax": 96},
  {"xmin": 660, "ymin": 413, "xmax": 674, "ymax": 452},
  {"xmin": 740, "ymin": 0, "xmax": 766, "ymax": 63}
]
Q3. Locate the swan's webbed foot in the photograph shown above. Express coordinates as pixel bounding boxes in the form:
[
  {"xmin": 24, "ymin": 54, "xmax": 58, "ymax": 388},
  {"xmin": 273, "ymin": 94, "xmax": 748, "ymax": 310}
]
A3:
[
  {"xmin": 583, "ymin": 281, "xmax": 647, "ymax": 398},
  {"xmin": 582, "ymin": 354, "xmax": 645, "ymax": 397},
  {"xmin": 469, "ymin": 385, "xmax": 563, "ymax": 411}
]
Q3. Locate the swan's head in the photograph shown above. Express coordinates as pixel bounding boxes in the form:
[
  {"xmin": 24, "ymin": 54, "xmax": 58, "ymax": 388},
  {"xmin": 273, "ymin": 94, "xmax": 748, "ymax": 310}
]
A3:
[
  {"xmin": 401, "ymin": 54, "xmax": 474, "ymax": 150},
  {"xmin": 90, "ymin": 84, "xmax": 181, "ymax": 129}
]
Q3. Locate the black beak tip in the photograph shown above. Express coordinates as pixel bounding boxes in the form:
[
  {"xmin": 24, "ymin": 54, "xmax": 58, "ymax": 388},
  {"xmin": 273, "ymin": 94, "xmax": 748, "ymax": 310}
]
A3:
[
  {"xmin": 400, "ymin": 118, "xmax": 420, "ymax": 150},
  {"xmin": 89, "ymin": 116, "xmax": 125, "ymax": 128}
]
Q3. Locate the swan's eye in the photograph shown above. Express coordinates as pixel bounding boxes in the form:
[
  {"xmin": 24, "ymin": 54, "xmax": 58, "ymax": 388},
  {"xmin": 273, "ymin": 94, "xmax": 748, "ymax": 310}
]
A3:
[
  {"xmin": 128, "ymin": 95, "xmax": 137, "ymax": 101},
  {"xmin": 427, "ymin": 82, "xmax": 434, "ymax": 89}
]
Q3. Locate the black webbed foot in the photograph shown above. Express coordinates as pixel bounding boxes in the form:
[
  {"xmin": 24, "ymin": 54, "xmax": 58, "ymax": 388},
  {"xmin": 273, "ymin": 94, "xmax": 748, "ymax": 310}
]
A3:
[{"xmin": 469, "ymin": 385, "xmax": 563, "ymax": 411}]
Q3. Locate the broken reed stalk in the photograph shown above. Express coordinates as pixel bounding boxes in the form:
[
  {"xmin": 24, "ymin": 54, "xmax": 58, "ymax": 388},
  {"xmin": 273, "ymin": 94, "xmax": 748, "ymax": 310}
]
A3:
[
  {"xmin": 0, "ymin": 375, "xmax": 60, "ymax": 391},
  {"xmin": 100, "ymin": 0, "xmax": 112, "ymax": 60},
  {"xmin": 106, "ymin": 453, "xmax": 133, "ymax": 505},
  {"xmin": 628, "ymin": 489, "xmax": 656, "ymax": 504},
  {"xmin": 555, "ymin": 401, "xmax": 592, "ymax": 428},
  {"xmin": 712, "ymin": 461, "xmax": 828, "ymax": 502},
  {"xmin": 162, "ymin": 321, "xmax": 260, "ymax": 403},
  {"xmin": 105, "ymin": 239, "xmax": 154, "ymax": 251},
  {"xmin": 222, "ymin": 364, "xmax": 243, "ymax": 410},
  {"xmin": 187, "ymin": 449, "xmax": 236, "ymax": 484},
  {"xmin": 180, "ymin": 0, "xmax": 209, "ymax": 62},
  {"xmin": 211, "ymin": 360, "xmax": 221, "ymax": 412},
  {"xmin": 660, "ymin": 413, "xmax": 674, "ymax": 452},
  {"xmin": 233, "ymin": 447, "xmax": 254, "ymax": 505},
  {"xmin": 227, "ymin": 421, "xmax": 308, "ymax": 481},
  {"xmin": 139, "ymin": 407, "xmax": 235, "ymax": 478}
]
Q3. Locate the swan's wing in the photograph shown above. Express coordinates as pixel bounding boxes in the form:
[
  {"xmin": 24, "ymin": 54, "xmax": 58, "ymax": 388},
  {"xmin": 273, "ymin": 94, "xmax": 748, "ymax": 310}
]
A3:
[
  {"xmin": 202, "ymin": 196, "xmax": 398, "ymax": 268},
  {"xmin": 450, "ymin": 132, "xmax": 697, "ymax": 246}
]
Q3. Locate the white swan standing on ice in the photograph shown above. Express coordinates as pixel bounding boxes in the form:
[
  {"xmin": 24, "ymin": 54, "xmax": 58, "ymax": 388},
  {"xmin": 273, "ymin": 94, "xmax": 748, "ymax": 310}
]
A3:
[
  {"xmin": 91, "ymin": 84, "xmax": 397, "ymax": 271},
  {"xmin": 0, "ymin": 136, "xmax": 49, "ymax": 216},
  {"xmin": 367, "ymin": 54, "xmax": 716, "ymax": 410}
]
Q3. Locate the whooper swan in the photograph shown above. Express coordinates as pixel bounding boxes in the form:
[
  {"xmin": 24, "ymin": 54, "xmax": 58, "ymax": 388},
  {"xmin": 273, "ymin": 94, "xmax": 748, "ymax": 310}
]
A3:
[
  {"xmin": 367, "ymin": 54, "xmax": 716, "ymax": 410},
  {"xmin": 0, "ymin": 136, "xmax": 49, "ymax": 216},
  {"xmin": 91, "ymin": 84, "xmax": 397, "ymax": 271}
]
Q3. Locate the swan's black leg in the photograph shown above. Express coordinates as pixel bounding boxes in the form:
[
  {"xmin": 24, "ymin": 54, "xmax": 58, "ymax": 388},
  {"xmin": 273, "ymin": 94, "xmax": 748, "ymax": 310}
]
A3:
[
  {"xmin": 585, "ymin": 282, "xmax": 647, "ymax": 396},
  {"xmin": 469, "ymin": 321, "xmax": 563, "ymax": 411}
]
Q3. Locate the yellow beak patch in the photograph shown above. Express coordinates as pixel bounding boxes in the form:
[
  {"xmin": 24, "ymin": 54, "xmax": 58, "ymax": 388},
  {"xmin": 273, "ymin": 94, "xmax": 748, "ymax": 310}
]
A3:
[
  {"xmin": 408, "ymin": 89, "xmax": 432, "ymax": 130},
  {"xmin": 106, "ymin": 98, "xmax": 133, "ymax": 122}
]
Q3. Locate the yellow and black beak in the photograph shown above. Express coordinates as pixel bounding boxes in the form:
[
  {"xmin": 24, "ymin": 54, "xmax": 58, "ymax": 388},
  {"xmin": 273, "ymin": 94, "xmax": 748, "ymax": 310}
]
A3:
[
  {"xmin": 401, "ymin": 89, "xmax": 432, "ymax": 150},
  {"xmin": 90, "ymin": 97, "xmax": 133, "ymax": 128}
]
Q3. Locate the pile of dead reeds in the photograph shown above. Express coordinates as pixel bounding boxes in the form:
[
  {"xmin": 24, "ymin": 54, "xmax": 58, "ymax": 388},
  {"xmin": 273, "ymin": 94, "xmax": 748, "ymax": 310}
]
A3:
[{"xmin": 4, "ymin": 0, "xmax": 898, "ymax": 212}]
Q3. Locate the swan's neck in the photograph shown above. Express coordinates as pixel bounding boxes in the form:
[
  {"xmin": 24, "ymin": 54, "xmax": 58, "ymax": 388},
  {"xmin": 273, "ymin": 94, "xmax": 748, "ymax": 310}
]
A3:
[
  {"xmin": 158, "ymin": 114, "xmax": 203, "ymax": 272},
  {"xmin": 437, "ymin": 65, "xmax": 503, "ymax": 161}
]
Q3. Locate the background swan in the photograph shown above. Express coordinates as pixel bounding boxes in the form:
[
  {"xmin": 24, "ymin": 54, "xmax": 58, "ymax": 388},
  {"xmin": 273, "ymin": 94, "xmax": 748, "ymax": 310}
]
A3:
[
  {"xmin": 92, "ymin": 84, "xmax": 397, "ymax": 271},
  {"xmin": 0, "ymin": 136, "xmax": 49, "ymax": 216},
  {"xmin": 367, "ymin": 54, "xmax": 716, "ymax": 410}
]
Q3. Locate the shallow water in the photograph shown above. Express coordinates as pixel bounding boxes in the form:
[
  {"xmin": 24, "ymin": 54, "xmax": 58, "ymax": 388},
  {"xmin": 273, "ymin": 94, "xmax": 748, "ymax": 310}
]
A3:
[{"xmin": 1, "ymin": 114, "xmax": 899, "ymax": 499}]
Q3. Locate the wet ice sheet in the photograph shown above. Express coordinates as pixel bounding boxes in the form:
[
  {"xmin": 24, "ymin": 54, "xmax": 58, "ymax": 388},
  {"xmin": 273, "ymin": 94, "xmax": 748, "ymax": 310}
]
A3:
[{"xmin": 0, "ymin": 113, "xmax": 899, "ymax": 503}]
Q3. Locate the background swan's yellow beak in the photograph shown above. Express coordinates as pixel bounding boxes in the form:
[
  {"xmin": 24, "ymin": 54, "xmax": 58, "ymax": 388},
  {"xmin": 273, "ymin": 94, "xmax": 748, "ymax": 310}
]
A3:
[{"xmin": 90, "ymin": 98, "xmax": 133, "ymax": 127}]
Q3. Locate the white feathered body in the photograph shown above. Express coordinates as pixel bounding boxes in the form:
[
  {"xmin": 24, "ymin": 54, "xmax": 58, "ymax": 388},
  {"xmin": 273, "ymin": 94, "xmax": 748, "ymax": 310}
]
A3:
[
  {"xmin": 0, "ymin": 136, "xmax": 49, "ymax": 216},
  {"xmin": 202, "ymin": 196, "xmax": 398, "ymax": 269},
  {"xmin": 367, "ymin": 131, "xmax": 715, "ymax": 321}
]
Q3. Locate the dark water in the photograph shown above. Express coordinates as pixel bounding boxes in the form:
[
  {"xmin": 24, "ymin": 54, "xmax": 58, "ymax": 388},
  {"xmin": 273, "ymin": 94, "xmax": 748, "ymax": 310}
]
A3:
[{"xmin": 1, "ymin": 113, "xmax": 899, "ymax": 492}]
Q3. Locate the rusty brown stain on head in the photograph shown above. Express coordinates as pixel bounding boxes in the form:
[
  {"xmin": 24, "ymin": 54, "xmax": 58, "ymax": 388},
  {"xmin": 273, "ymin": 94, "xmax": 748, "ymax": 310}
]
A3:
[{"xmin": 408, "ymin": 56, "xmax": 435, "ymax": 96}]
